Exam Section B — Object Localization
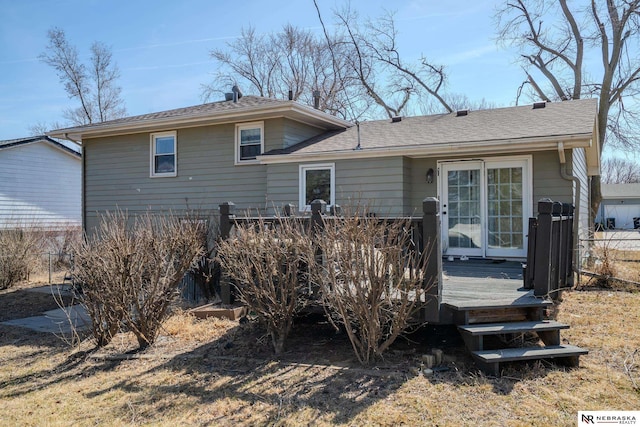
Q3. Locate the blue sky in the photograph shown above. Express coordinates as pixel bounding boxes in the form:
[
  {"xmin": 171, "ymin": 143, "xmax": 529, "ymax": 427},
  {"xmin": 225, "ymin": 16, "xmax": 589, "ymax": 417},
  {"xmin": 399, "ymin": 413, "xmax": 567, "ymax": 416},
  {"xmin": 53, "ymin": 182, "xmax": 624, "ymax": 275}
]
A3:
[{"xmin": 0, "ymin": 1, "xmax": 555, "ymax": 141}]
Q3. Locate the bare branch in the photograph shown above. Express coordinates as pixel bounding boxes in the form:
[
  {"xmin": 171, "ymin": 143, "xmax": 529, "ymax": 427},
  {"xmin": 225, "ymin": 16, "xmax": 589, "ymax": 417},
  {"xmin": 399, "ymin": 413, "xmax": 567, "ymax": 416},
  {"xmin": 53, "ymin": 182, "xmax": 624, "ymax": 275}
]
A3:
[{"xmin": 39, "ymin": 27, "xmax": 126, "ymax": 126}]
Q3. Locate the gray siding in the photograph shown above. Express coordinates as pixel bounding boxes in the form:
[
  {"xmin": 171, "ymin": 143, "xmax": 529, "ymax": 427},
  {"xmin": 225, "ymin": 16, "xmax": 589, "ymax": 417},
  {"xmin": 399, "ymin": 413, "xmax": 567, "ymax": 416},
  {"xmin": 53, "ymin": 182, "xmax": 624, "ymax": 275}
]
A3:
[
  {"xmin": 84, "ymin": 118, "xmax": 331, "ymax": 232},
  {"xmin": 265, "ymin": 163, "xmax": 298, "ymax": 214},
  {"xmin": 265, "ymin": 151, "xmax": 573, "ymax": 219},
  {"xmin": 84, "ymin": 125, "xmax": 253, "ymax": 231},
  {"xmin": 265, "ymin": 157, "xmax": 406, "ymax": 215},
  {"xmin": 570, "ymin": 147, "xmax": 590, "ymax": 239},
  {"xmin": 532, "ymin": 151, "xmax": 573, "ymax": 210},
  {"xmin": 283, "ymin": 119, "xmax": 325, "ymax": 149},
  {"xmin": 335, "ymin": 157, "xmax": 405, "ymax": 215},
  {"xmin": 408, "ymin": 157, "xmax": 439, "ymax": 212},
  {"xmin": 408, "ymin": 152, "xmax": 572, "ymax": 214}
]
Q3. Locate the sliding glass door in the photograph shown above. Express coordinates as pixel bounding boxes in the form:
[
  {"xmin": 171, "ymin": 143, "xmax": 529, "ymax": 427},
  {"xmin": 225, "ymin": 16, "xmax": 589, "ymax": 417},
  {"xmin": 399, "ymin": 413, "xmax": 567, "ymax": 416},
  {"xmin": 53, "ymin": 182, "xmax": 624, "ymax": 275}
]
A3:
[{"xmin": 441, "ymin": 159, "xmax": 530, "ymax": 258}]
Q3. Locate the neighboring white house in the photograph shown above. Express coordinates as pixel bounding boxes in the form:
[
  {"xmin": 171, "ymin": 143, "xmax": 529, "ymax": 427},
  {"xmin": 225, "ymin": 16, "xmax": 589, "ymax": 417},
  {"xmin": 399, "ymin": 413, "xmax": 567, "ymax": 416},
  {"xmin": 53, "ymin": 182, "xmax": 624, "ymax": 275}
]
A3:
[
  {"xmin": 596, "ymin": 183, "xmax": 640, "ymax": 230},
  {"xmin": 0, "ymin": 136, "xmax": 81, "ymax": 229}
]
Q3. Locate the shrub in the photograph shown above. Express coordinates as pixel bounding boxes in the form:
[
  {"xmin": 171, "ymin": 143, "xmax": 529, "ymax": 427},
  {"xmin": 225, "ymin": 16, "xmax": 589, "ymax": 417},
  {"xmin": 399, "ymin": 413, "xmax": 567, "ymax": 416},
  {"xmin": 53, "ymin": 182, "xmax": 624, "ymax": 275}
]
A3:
[
  {"xmin": 0, "ymin": 228, "xmax": 42, "ymax": 290},
  {"xmin": 314, "ymin": 212, "xmax": 434, "ymax": 365},
  {"xmin": 73, "ymin": 210, "xmax": 205, "ymax": 348},
  {"xmin": 216, "ymin": 217, "xmax": 315, "ymax": 355},
  {"xmin": 43, "ymin": 225, "xmax": 82, "ymax": 269}
]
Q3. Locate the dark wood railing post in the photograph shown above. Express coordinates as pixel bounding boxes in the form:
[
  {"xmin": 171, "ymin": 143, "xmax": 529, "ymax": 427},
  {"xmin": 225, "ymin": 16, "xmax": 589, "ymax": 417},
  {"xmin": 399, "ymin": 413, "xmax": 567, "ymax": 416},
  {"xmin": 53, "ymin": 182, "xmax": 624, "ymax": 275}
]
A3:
[
  {"xmin": 564, "ymin": 203, "xmax": 575, "ymax": 288},
  {"xmin": 524, "ymin": 217, "xmax": 538, "ymax": 289},
  {"xmin": 329, "ymin": 204, "xmax": 341, "ymax": 216},
  {"xmin": 422, "ymin": 197, "xmax": 442, "ymax": 323},
  {"xmin": 534, "ymin": 199, "xmax": 554, "ymax": 297},
  {"xmin": 283, "ymin": 203, "xmax": 295, "ymax": 217},
  {"xmin": 310, "ymin": 199, "xmax": 326, "ymax": 232},
  {"xmin": 549, "ymin": 201, "xmax": 563, "ymax": 296},
  {"xmin": 219, "ymin": 202, "xmax": 235, "ymax": 239},
  {"xmin": 218, "ymin": 202, "xmax": 235, "ymax": 304}
]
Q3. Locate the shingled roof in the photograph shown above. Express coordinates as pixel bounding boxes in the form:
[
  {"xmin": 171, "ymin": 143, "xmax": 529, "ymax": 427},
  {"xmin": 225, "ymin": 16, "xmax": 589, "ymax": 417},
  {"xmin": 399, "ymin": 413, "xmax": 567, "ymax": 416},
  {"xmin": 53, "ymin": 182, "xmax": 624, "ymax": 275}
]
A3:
[
  {"xmin": 264, "ymin": 98, "xmax": 598, "ymax": 157},
  {"xmin": 49, "ymin": 95, "xmax": 351, "ymax": 140},
  {"xmin": 0, "ymin": 135, "xmax": 81, "ymax": 157}
]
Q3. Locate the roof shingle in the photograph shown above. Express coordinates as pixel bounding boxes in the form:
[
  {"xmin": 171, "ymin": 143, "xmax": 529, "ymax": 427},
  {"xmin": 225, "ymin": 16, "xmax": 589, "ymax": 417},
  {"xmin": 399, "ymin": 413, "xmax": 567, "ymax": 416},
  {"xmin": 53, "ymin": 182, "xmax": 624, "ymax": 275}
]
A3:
[{"xmin": 264, "ymin": 98, "xmax": 597, "ymax": 156}]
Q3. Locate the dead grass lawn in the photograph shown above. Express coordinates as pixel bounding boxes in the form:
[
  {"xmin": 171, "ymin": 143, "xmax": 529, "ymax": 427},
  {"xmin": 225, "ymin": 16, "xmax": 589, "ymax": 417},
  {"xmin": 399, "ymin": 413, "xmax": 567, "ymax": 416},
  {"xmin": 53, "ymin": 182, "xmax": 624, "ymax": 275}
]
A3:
[{"xmin": 0, "ymin": 283, "xmax": 638, "ymax": 426}]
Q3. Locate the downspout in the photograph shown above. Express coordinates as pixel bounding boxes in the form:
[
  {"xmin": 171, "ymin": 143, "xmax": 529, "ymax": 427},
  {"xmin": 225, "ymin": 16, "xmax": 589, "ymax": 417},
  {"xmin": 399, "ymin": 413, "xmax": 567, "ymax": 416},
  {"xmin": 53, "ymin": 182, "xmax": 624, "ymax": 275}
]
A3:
[
  {"xmin": 64, "ymin": 133, "xmax": 85, "ymax": 233},
  {"xmin": 557, "ymin": 142, "xmax": 581, "ymax": 274}
]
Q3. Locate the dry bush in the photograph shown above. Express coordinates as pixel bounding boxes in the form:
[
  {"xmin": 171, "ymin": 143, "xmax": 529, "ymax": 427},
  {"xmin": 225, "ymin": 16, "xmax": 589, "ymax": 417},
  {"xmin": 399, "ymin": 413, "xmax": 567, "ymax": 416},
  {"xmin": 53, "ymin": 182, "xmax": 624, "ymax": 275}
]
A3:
[
  {"xmin": 314, "ymin": 213, "xmax": 433, "ymax": 366},
  {"xmin": 216, "ymin": 217, "xmax": 315, "ymax": 355},
  {"xmin": 43, "ymin": 225, "xmax": 82, "ymax": 269},
  {"xmin": 73, "ymin": 210, "xmax": 205, "ymax": 348},
  {"xmin": 624, "ymin": 349, "xmax": 640, "ymax": 392},
  {"xmin": 0, "ymin": 227, "xmax": 43, "ymax": 289}
]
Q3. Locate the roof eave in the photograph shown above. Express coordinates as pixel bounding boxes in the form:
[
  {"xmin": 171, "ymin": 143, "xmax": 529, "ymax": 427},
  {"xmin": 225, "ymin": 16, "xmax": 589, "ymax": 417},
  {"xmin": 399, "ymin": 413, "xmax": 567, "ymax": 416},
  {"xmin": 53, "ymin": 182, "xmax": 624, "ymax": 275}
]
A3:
[
  {"xmin": 48, "ymin": 101, "xmax": 352, "ymax": 141},
  {"xmin": 258, "ymin": 133, "xmax": 596, "ymax": 164}
]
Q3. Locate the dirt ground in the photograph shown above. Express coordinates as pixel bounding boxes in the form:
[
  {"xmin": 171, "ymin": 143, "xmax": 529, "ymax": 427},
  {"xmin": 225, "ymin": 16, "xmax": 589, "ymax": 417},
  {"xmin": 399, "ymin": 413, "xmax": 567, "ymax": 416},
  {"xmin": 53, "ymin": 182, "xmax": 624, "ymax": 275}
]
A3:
[{"xmin": 0, "ymin": 277, "xmax": 638, "ymax": 426}]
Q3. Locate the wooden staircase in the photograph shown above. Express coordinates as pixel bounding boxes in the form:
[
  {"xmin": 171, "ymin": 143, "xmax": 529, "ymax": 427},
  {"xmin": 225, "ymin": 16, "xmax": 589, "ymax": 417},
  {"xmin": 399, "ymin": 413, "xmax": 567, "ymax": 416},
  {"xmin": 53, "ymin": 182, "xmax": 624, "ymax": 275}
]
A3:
[{"xmin": 443, "ymin": 297, "xmax": 588, "ymax": 376}]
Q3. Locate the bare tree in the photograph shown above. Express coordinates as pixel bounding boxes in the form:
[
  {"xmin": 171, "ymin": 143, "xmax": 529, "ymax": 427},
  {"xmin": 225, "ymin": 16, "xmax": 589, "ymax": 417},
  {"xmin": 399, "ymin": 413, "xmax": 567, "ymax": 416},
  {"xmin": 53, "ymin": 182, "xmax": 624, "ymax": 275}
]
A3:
[
  {"xmin": 28, "ymin": 121, "xmax": 64, "ymax": 137},
  {"xmin": 496, "ymin": 0, "xmax": 640, "ymax": 219},
  {"xmin": 335, "ymin": 8, "xmax": 453, "ymax": 117},
  {"xmin": 40, "ymin": 27, "xmax": 126, "ymax": 126},
  {"xmin": 203, "ymin": 25, "xmax": 358, "ymax": 119},
  {"xmin": 601, "ymin": 157, "xmax": 640, "ymax": 183},
  {"xmin": 205, "ymin": 7, "xmax": 454, "ymax": 120},
  {"xmin": 316, "ymin": 4, "xmax": 453, "ymax": 118}
]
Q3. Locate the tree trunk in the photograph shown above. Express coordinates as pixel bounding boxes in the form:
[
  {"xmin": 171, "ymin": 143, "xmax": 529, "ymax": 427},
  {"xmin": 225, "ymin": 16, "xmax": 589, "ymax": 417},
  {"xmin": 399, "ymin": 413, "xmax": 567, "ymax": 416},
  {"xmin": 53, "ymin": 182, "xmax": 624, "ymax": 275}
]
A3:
[{"xmin": 590, "ymin": 175, "xmax": 602, "ymax": 233}]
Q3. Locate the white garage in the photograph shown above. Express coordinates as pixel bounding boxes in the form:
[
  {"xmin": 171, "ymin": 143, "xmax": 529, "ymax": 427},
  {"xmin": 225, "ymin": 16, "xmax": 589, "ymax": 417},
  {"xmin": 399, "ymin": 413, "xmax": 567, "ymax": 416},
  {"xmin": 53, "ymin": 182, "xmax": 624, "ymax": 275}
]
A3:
[{"xmin": 596, "ymin": 183, "xmax": 640, "ymax": 230}]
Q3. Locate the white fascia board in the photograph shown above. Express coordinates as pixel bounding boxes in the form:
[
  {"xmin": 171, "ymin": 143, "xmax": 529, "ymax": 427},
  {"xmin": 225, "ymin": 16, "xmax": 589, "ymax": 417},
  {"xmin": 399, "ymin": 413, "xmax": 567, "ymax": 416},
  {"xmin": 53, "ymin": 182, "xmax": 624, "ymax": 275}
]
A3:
[
  {"xmin": 48, "ymin": 103, "xmax": 352, "ymax": 141},
  {"xmin": 259, "ymin": 133, "xmax": 595, "ymax": 164}
]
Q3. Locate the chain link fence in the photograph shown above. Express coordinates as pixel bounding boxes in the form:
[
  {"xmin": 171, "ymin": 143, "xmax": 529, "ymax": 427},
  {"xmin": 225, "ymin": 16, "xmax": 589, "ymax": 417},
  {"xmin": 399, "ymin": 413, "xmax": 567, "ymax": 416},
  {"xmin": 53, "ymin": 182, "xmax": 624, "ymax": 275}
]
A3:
[{"xmin": 578, "ymin": 230, "xmax": 640, "ymax": 287}]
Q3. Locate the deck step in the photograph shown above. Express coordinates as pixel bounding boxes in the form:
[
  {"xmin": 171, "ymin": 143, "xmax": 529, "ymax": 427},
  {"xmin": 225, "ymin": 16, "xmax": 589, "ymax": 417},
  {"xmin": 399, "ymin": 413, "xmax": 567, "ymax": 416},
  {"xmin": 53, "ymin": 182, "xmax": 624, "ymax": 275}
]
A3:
[
  {"xmin": 473, "ymin": 344, "xmax": 588, "ymax": 362},
  {"xmin": 458, "ymin": 320, "xmax": 569, "ymax": 336},
  {"xmin": 458, "ymin": 320, "xmax": 568, "ymax": 350},
  {"xmin": 442, "ymin": 299, "xmax": 552, "ymax": 312},
  {"xmin": 472, "ymin": 345, "xmax": 588, "ymax": 376}
]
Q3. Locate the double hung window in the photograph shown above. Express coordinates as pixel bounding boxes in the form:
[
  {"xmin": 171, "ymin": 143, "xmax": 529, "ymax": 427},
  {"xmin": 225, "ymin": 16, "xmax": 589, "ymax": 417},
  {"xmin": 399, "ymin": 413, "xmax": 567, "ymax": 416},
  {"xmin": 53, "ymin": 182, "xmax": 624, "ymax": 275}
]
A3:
[{"xmin": 150, "ymin": 131, "xmax": 176, "ymax": 177}]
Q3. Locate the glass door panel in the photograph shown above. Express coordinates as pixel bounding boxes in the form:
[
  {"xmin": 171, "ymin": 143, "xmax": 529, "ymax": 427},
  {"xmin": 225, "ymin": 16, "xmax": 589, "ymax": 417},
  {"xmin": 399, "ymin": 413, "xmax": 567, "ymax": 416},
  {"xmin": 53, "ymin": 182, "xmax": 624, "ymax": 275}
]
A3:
[
  {"xmin": 485, "ymin": 160, "xmax": 529, "ymax": 258},
  {"xmin": 441, "ymin": 159, "xmax": 530, "ymax": 259},
  {"xmin": 442, "ymin": 163, "xmax": 482, "ymax": 256}
]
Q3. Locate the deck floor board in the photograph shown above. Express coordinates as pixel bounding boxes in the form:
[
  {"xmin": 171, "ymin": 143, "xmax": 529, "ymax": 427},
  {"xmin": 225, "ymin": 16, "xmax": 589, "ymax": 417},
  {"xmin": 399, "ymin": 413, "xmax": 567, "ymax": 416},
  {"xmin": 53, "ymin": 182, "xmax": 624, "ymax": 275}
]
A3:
[{"xmin": 442, "ymin": 259, "xmax": 540, "ymax": 309}]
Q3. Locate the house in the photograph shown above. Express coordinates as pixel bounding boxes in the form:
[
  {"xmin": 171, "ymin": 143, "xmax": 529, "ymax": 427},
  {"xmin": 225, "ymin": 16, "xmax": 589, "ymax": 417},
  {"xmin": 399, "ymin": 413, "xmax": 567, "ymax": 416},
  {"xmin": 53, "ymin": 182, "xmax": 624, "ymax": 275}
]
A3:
[
  {"xmin": 0, "ymin": 136, "xmax": 81, "ymax": 229},
  {"xmin": 595, "ymin": 183, "xmax": 640, "ymax": 229},
  {"xmin": 49, "ymin": 95, "xmax": 599, "ymax": 260}
]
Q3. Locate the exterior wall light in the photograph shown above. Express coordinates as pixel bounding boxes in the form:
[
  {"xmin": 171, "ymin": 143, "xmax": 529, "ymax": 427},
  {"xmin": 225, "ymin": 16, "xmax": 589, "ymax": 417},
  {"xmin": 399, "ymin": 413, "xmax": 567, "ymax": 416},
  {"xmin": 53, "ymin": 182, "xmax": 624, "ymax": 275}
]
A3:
[{"xmin": 426, "ymin": 168, "xmax": 434, "ymax": 183}]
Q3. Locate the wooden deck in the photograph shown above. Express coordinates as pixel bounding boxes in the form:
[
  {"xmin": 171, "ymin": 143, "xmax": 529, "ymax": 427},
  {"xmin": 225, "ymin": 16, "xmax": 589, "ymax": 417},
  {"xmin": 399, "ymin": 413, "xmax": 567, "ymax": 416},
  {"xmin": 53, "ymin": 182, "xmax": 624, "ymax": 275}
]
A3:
[
  {"xmin": 438, "ymin": 258, "xmax": 545, "ymax": 325},
  {"xmin": 442, "ymin": 259, "xmax": 531, "ymax": 307}
]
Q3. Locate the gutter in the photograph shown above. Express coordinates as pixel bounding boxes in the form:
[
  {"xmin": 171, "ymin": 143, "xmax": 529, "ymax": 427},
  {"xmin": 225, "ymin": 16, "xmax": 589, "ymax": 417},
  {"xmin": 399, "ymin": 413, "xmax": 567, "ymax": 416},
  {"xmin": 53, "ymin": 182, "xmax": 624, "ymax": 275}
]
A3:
[
  {"xmin": 48, "ymin": 102, "xmax": 352, "ymax": 140},
  {"xmin": 557, "ymin": 142, "xmax": 581, "ymax": 273},
  {"xmin": 259, "ymin": 133, "xmax": 595, "ymax": 164}
]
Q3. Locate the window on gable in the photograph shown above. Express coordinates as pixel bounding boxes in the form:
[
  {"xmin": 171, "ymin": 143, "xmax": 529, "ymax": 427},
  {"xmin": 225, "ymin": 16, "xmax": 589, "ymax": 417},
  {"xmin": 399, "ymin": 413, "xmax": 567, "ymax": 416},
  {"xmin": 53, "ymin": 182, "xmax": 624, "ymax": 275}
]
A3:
[
  {"xmin": 299, "ymin": 163, "xmax": 335, "ymax": 211},
  {"xmin": 236, "ymin": 122, "xmax": 264, "ymax": 163},
  {"xmin": 151, "ymin": 131, "xmax": 177, "ymax": 177}
]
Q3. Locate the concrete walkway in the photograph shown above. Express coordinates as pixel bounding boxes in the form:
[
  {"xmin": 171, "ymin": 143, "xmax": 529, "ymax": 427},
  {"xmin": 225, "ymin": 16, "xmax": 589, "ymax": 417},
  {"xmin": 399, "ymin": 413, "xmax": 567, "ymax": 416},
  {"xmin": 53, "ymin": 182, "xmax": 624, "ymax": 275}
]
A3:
[
  {"xmin": 1, "ymin": 284, "xmax": 91, "ymax": 334},
  {"xmin": 1, "ymin": 305, "xmax": 90, "ymax": 334}
]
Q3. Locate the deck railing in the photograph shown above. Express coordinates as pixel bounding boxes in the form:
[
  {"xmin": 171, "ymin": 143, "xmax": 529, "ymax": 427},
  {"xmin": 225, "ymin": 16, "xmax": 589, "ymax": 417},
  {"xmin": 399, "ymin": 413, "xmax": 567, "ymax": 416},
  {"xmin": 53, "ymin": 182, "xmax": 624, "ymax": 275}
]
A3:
[
  {"xmin": 525, "ymin": 199, "xmax": 574, "ymax": 298},
  {"xmin": 217, "ymin": 198, "xmax": 442, "ymax": 322}
]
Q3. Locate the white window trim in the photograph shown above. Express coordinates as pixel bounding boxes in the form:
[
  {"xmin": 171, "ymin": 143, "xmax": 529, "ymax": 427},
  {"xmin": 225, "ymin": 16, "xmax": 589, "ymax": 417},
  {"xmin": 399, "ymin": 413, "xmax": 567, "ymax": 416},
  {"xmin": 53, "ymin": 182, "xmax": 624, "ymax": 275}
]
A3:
[
  {"xmin": 437, "ymin": 155, "xmax": 533, "ymax": 258},
  {"xmin": 235, "ymin": 121, "xmax": 264, "ymax": 165},
  {"xmin": 299, "ymin": 163, "xmax": 335, "ymax": 212},
  {"xmin": 150, "ymin": 131, "xmax": 177, "ymax": 177}
]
